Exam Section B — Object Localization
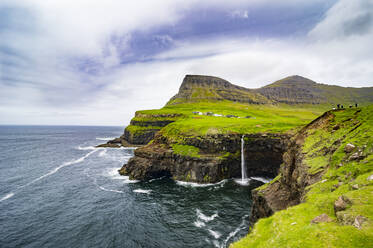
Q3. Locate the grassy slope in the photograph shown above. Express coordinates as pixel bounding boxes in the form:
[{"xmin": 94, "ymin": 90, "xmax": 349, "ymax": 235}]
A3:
[
  {"xmin": 232, "ymin": 105, "xmax": 373, "ymax": 248},
  {"xmin": 138, "ymin": 101, "xmax": 325, "ymax": 141}
]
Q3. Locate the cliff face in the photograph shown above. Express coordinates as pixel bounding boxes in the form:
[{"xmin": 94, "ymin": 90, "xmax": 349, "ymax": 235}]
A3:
[
  {"xmin": 119, "ymin": 133, "xmax": 289, "ymax": 183},
  {"xmin": 233, "ymin": 106, "xmax": 373, "ymax": 247},
  {"xmin": 250, "ymin": 111, "xmax": 334, "ymax": 222}
]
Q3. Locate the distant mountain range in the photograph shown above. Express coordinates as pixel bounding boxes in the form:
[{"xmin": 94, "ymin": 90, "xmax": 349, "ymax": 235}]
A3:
[{"xmin": 168, "ymin": 75, "xmax": 373, "ymax": 106}]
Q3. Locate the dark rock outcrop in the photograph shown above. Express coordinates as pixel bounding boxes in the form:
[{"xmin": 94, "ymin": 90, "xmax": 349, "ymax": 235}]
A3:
[{"xmin": 119, "ymin": 133, "xmax": 289, "ymax": 183}]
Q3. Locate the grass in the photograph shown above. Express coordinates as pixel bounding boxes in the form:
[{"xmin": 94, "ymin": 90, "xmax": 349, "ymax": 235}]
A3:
[
  {"xmin": 125, "ymin": 125, "xmax": 163, "ymax": 135},
  {"xmin": 126, "ymin": 100, "xmax": 325, "ymax": 143},
  {"xmin": 158, "ymin": 101, "xmax": 324, "ymax": 141},
  {"xmin": 231, "ymin": 105, "xmax": 373, "ymax": 248},
  {"xmin": 171, "ymin": 144, "xmax": 200, "ymax": 158}
]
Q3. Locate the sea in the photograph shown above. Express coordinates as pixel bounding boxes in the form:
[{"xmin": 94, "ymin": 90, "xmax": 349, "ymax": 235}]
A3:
[{"xmin": 0, "ymin": 126, "xmax": 265, "ymax": 248}]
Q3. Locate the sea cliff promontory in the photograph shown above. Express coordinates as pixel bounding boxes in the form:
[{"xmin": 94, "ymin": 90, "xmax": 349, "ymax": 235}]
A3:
[{"xmin": 102, "ymin": 74, "xmax": 373, "ymax": 247}]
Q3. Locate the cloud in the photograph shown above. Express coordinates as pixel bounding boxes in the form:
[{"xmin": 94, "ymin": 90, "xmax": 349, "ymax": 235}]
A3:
[
  {"xmin": 0, "ymin": 0, "xmax": 372, "ymax": 125},
  {"xmin": 309, "ymin": 0, "xmax": 373, "ymax": 39}
]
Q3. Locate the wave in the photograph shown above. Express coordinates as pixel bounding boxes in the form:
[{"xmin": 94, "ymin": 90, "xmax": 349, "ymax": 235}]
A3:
[
  {"xmin": 196, "ymin": 209, "xmax": 218, "ymax": 222},
  {"xmin": 0, "ymin": 193, "xmax": 14, "ymax": 202},
  {"xmin": 1, "ymin": 150, "xmax": 99, "ymax": 203},
  {"xmin": 96, "ymin": 137, "xmax": 115, "ymax": 141},
  {"xmin": 20, "ymin": 149, "xmax": 99, "ymax": 189},
  {"xmin": 250, "ymin": 176, "xmax": 272, "ymax": 184},
  {"xmin": 208, "ymin": 229, "xmax": 221, "ymax": 239},
  {"xmin": 98, "ymin": 149, "xmax": 107, "ymax": 157},
  {"xmin": 148, "ymin": 176, "xmax": 166, "ymax": 182},
  {"xmin": 133, "ymin": 189, "xmax": 152, "ymax": 194},
  {"xmin": 97, "ymin": 185, "xmax": 124, "ymax": 194},
  {"xmin": 193, "ymin": 220, "xmax": 206, "ymax": 228},
  {"xmin": 85, "ymin": 169, "xmax": 126, "ymax": 194},
  {"xmin": 222, "ymin": 214, "xmax": 249, "ymax": 248},
  {"xmin": 176, "ymin": 179, "xmax": 227, "ymax": 188},
  {"xmin": 105, "ymin": 168, "xmax": 139, "ymax": 183},
  {"xmin": 77, "ymin": 146, "xmax": 96, "ymax": 150}
]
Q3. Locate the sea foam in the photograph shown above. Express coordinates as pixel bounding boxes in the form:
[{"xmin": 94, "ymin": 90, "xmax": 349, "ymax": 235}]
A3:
[
  {"xmin": 0, "ymin": 193, "xmax": 14, "ymax": 202},
  {"xmin": 176, "ymin": 179, "xmax": 227, "ymax": 188},
  {"xmin": 196, "ymin": 209, "xmax": 218, "ymax": 222},
  {"xmin": 133, "ymin": 189, "xmax": 152, "ymax": 194}
]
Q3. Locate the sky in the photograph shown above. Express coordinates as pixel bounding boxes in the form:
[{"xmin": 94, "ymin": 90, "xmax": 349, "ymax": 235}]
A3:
[{"xmin": 0, "ymin": 0, "xmax": 372, "ymax": 126}]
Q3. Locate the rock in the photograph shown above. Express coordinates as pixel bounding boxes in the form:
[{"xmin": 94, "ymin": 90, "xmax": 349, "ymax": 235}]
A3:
[
  {"xmin": 334, "ymin": 196, "xmax": 351, "ymax": 213},
  {"xmin": 331, "ymin": 182, "xmax": 343, "ymax": 191},
  {"xmin": 367, "ymin": 174, "xmax": 373, "ymax": 181},
  {"xmin": 336, "ymin": 212, "xmax": 355, "ymax": 225},
  {"xmin": 333, "ymin": 124, "xmax": 340, "ymax": 130},
  {"xmin": 352, "ymin": 184, "xmax": 359, "ymax": 190},
  {"xmin": 344, "ymin": 143, "xmax": 355, "ymax": 153},
  {"xmin": 311, "ymin": 214, "xmax": 333, "ymax": 224},
  {"xmin": 96, "ymin": 143, "xmax": 120, "ymax": 148},
  {"xmin": 349, "ymin": 152, "xmax": 359, "ymax": 160},
  {"xmin": 353, "ymin": 216, "xmax": 367, "ymax": 229}
]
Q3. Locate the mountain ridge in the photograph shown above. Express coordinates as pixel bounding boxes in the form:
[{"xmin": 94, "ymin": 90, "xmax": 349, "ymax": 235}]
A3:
[{"xmin": 168, "ymin": 74, "xmax": 373, "ymax": 106}]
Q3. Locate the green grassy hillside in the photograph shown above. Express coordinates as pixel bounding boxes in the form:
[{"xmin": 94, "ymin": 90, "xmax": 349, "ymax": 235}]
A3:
[
  {"xmin": 134, "ymin": 101, "xmax": 325, "ymax": 143},
  {"xmin": 232, "ymin": 105, "xmax": 373, "ymax": 248}
]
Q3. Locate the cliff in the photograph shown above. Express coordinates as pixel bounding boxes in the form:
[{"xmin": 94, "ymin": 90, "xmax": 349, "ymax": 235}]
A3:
[
  {"xmin": 119, "ymin": 133, "xmax": 288, "ymax": 183},
  {"xmin": 232, "ymin": 105, "xmax": 373, "ymax": 247}
]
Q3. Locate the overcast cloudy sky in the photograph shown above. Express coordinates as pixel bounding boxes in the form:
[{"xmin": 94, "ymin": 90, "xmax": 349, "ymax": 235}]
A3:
[{"xmin": 0, "ymin": 0, "xmax": 372, "ymax": 126}]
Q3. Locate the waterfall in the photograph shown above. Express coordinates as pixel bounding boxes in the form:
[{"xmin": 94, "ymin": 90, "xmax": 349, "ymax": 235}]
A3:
[{"xmin": 241, "ymin": 135, "xmax": 247, "ymax": 181}]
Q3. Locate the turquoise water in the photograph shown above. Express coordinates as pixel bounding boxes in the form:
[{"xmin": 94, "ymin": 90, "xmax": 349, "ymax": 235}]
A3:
[{"xmin": 0, "ymin": 126, "xmax": 262, "ymax": 248}]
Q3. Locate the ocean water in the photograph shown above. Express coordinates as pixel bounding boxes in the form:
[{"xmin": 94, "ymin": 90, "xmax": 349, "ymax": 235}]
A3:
[{"xmin": 0, "ymin": 126, "xmax": 263, "ymax": 248}]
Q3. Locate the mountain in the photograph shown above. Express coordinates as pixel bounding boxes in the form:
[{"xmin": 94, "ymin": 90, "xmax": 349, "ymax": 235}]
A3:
[
  {"xmin": 168, "ymin": 75, "xmax": 373, "ymax": 106},
  {"xmin": 167, "ymin": 75, "xmax": 271, "ymax": 105},
  {"xmin": 257, "ymin": 75, "xmax": 373, "ymax": 105}
]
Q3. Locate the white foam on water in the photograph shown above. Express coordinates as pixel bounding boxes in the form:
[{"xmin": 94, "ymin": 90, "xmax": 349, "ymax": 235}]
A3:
[
  {"xmin": 176, "ymin": 179, "xmax": 227, "ymax": 188},
  {"xmin": 85, "ymin": 169, "xmax": 126, "ymax": 194},
  {"xmin": 0, "ymin": 193, "xmax": 14, "ymax": 202},
  {"xmin": 1, "ymin": 150, "xmax": 99, "ymax": 202},
  {"xmin": 77, "ymin": 146, "xmax": 96, "ymax": 150},
  {"xmin": 193, "ymin": 220, "xmax": 206, "ymax": 228},
  {"xmin": 222, "ymin": 214, "xmax": 249, "ymax": 248},
  {"xmin": 133, "ymin": 189, "xmax": 152, "ymax": 194},
  {"xmin": 96, "ymin": 137, "xmax": 116, "ymax": 141},
  {"xmin": 148, "ymin": 176, "xmax": 166, "ymax": 182},
  {"xmin": 196, "ymin": 209, "xmax": 218, "ymax": 222},
  {"xmin": 208, "ymin": 229, "xmax": 221, "ymax": 239},
  {"xmin": 250, "ymin": 176, "xmax": 272, "ymax": 184},
  {"xmin": 20, "ymin": 149, "xmax": 99, "ymax": 189},
  {"xmin": 213, "ymin": 240, "xmax": 220, "ymax": 248},
  {"xmin": 98, "ymin": 185, "xmax": 124, "ymax": 194},
  {"xmin": 98, "ymin": 149, "xmax": 107, "ymax": 157},
  {"xmin": 105, "ymin": 168, "xmax": 139, "ymax": 183},
  {"xmin": 234, "ymin": 178, "xmax": 251, "ymax": 186}
]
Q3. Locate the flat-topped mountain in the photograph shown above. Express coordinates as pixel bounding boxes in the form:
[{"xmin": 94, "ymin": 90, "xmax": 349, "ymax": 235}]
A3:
[
  {"xmin": 167, "ymin": 75, "xmax": 271, "ymax": 105},
  {"xmin": 168, "ymin": 75, "xmax": 373, "ymax": 105}
]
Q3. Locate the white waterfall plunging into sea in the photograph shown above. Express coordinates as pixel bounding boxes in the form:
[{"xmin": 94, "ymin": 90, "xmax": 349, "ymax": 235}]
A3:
[{"xmin": 241, "ymin": 135, "xmax": 247, "ymax": 182}]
